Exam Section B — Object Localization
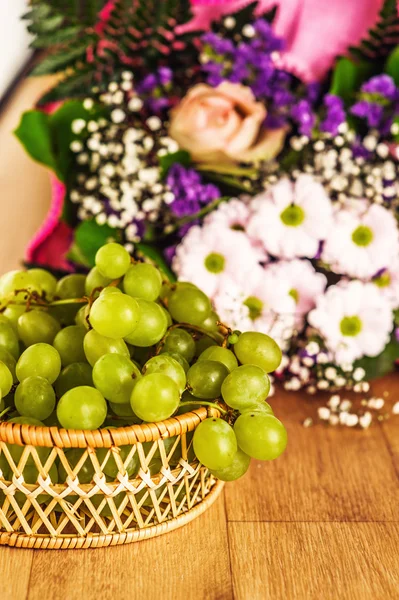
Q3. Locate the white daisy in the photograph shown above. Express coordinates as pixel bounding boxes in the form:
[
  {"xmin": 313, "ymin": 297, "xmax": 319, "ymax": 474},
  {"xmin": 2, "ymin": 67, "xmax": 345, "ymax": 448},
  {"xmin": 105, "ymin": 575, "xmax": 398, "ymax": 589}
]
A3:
[
  {"xmin": 322, "ymin": 201, "xmax": 399, "ymax": 279},
  {"xmin": 372, "ymin": 257, "xmax": 399, "ymax": 309},
  {"xmin": 213, "ymin": 266, "xmax": 296, "ymax": 350},
  {"xmin": 267, "ymin": 259, "xmax": 327, "ymax": 322},
  {"xmin": 204, "ymin": 197, "xmax": 251, "ymax": 231},
  {"xmin": 173, "ymin": 224, "xmax": 261, "ymax": 297},
  {"xmin": 308, "ymin": 280, "xmax": 393, "ymax": 366},
  {"xmin": 247, "ymin": 175, "xmax": 333, "ymax": 259}
]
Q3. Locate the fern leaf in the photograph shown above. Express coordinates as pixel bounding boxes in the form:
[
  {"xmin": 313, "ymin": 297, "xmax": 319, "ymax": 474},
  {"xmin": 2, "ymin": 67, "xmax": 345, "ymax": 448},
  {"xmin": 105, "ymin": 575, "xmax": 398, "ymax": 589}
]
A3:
[
  {"xmin": 31, "ymin": 44, "xmax": 89, "ymax": 76},
  {"xmin": 349, "ymin": 0, "xmax": 399, "ymax": 61}
]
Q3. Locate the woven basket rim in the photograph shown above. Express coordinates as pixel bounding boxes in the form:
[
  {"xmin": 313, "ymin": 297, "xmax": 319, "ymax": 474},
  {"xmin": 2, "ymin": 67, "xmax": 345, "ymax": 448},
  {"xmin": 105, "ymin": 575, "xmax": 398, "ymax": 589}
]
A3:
[{"xmin": 0, "ymin": 407, "xmax": 218, "ymax": 448}]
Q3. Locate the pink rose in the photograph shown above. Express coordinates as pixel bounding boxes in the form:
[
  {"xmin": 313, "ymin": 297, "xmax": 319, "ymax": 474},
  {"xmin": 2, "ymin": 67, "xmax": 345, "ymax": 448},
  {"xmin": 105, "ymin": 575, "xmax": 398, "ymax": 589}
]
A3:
[{"xmin": 169, "ymin": 82, "xmax": 286, "ymax": 164}]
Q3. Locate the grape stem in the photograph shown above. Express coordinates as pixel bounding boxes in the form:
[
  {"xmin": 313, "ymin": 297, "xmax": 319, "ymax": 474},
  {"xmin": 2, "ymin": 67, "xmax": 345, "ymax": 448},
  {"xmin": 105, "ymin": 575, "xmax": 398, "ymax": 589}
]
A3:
[{"xmin": 178, "ymin": 401, "xmax": 228, "ymax": 415}]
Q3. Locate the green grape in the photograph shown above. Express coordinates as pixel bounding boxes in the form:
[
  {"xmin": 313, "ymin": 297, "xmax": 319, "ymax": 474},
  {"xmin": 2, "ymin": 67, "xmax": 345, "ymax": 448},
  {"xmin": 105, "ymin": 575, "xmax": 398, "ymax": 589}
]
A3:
[
  {"xmin": 48, "ymin": 303, "xmax": 80, "ymax": 327},
  {"xmin": 0, "ymin": 322, "xmax": 20, "ymax": 359},
  {"xmin": 168, "ymin": 352, "xmax": 190, "ymax": 374},
  {"xmin": 55, "ymin": 362, "xmax": 93, "ymax": 397},
  {"xmin": 130, "ymin": 373, "xmax": 180, "ymax": 422},
  {"xmin": 85, "ymin": 267, "xmax": 112, "ymax": 296},
  {"xmin": 15, "ymin": 376, "xmax": 56, "ymax": 420},
  {"xmin": 234, "ymin": 332, "xmax": 282, "ymax": 373},
  {"xmin": 75, "ymin": 304, "xmax": 90, "ymax": 330},
  {"xmin": 198, "ymin": 346, "xmax": 238, "ymax": 373},
  {"xmin": 123, "ymin": 263, "xmax": 162, "ymax": 301},
  {"xmin": 195, "ymin": 336, "xmax": 217, "ymax": 357},
  {"xmin": 221, "ymin": 365, "xmax": 270, "ymax": 411},
  {"xmin": 83, "ymin": 329, "xmax": 129, "ymax": 367},
  {"xmin": 187, "ymin": 360, "xmax": 228, "ymax": 399},
  {"xmin": 43, "ymin": 412, "xmax": 60, "ymax": 427},
  {"xmin": 0, "ymin": 270, "xmax": 42, "ymax": 303},
  {"xmin": 7, "ymin": 417, "xmax": 50, "ymax": 466},
  {"xmin": 109, "ymin": 402, "xmax": 140, "ymax": 420},
  {"xmin": 210, "ymin": 448, "xmax": 251, "ymax": 481},
  {"xmin": 143, "ymin": 354, "xmax": 186, "ymax": 394},
  {"xmin": 89, "ymin": 292, "xmax": 139, "ymax": 339},
  {"xmin": 124, "ymin": 299, "xmax": 167, "ymax": 347},
  {"xmin": 193, "ymin": 417, "xmax": 237, "ymax": 470},
  {"xmin": 0, "ymin": 361, "xmax": 12, "ymax": 397},
  {"xmin": 92, "ymin": 353, "xmax": 141, "ymax": 403},
  {"xmin": 160, "ymin": 305, "xmax": 173, "ymax": 327},
  {"xmin": 100, "ymin": 286, "xmax": 122, "ymax": 296},
  {"xmin": 96, "ymin": 444, "xmax": 139, "ymax": 478},
  {"xmin": 168, "ymin": 283, "xmax": 212, "ymax": 326},
  {"xmin": 0, "ymin": 348, "xmax": 17, "ymax": 382},
  {"xmin": 57, "ymin": 386, "xmax": 107, "ymax": 430},
  {"xmin": 55, "ymin": 274, "xmax": 86, "ymax": 299},
  {"xmin": 95, "ymin": 242, "xmax": 131, "ymax": 279},
  {"xmin": 17, "ymin": 310, "xmax": 61, "ymax": 346},
  {"xmin": 16, "ymin": 343, "xmax": 61, "ymax": 383},
  {"xmin": 161, "ymin": 328, "xmax": 195, "ymax": 362},
  {"xmin": 52, "ymin": 325, "xmax": 86, "ymax": 366},
  {"xmin": 241, "ymin": 401, "xmax": 274, "ymax": 416},
  {"xmin": 234, "ymin": 413, "xmax": 287, "ymax": 460},
  {"xmin": 15, "ymin": 463, "xmax": 58, "ymax": 506},
  {"xmin": 199, "ymin": 311, "xmax": 220, "ymax": 334},
  {"xmin": 58, "ymin": 448, "xmax": 95, "ymax": 484},
  {"xmin": 3, "ymin": 305, "xmax": 26, "ymax": 332},
  {"xmin": 29, "ymin": 268, "xmax": 57, "ymax": 300}
]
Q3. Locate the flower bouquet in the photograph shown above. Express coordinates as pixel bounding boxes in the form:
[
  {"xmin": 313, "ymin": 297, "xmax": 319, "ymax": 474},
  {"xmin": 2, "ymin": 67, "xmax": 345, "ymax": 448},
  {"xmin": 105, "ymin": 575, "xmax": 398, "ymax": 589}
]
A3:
[{"xmin": 16, "ymin": 0, "xmax": 399, "ymax": 425}]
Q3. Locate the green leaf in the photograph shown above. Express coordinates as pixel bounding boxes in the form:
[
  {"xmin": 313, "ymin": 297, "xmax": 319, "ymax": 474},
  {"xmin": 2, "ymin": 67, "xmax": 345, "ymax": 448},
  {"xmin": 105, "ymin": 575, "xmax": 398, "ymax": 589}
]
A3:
[
  {"xmin": 22, "ymin": 4, "xmax": 52, "ymax": 21},
  {"xmin": 30, "ymin": 44, "xmax": 88, "ymax": 76},
  {"xmin": 159, "ymin": 150, "xmax": 191, "ymax": 178},
  {"xmin": 330, "ymin": 57, "xmax": 374, "ymax": 104},
  {"xmin": 30, "ymin": 25, "xmax": 82, "ymax": 48},
  {"xmin": 74, "ymin": 220, "xmax": 120, "ymax": 267},
  {"xmin": 27, "ymin": 13, "xmax": 65, "ymax": 35},
  {"xmin": 385, "ymin": 46, "xmax": 399, "ymax": 85},
  {"xmin": 136, "ymin": 243, "xmax": 176, "ymax": 281},
  {"xmin": 355, "ymin": 337, "xmax": 399, "ymax": 380},
  {"xmin": 14, "ymin": 111, "xmax": 59, "ymax": 176}
]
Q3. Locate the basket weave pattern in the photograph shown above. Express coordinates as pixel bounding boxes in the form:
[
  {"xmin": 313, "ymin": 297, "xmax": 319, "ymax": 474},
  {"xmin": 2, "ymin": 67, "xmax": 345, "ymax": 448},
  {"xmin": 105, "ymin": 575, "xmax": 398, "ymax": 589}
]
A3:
[{"xmin": 0, "ymin": 408, "xmax": 223, "ymax": 549}]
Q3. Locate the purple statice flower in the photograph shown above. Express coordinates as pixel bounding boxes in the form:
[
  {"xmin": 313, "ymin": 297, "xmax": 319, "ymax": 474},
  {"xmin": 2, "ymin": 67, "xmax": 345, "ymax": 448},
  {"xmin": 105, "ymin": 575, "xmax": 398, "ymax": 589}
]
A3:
[
  {"xmin": 362, "ymin": 74, "xmax": 397, "ymax": 101},
  {"xmin": 136, "ymin": 67, "xmax": 173, "ymax": 112},
  {"xmin": 166, "ymin": 164, "xmax": 221, "ymax": 218},
  {"xmin": 350, "ymin": 100, "xmax": 384, "ymax": 128},
  {"xmin": 291, "ymin": 99, "xmax": 315, "ymax": 136},
  {"xmin": 320, "ymin": 94, "xmax": 346, "ymax": 136}
]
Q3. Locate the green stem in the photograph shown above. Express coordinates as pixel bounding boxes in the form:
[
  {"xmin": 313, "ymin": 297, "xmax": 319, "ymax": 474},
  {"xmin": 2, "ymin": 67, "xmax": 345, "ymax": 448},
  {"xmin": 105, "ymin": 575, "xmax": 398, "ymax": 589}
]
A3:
[{"xmin": 179, "ymin": 401, "xmax": 227, "ymax": 415}]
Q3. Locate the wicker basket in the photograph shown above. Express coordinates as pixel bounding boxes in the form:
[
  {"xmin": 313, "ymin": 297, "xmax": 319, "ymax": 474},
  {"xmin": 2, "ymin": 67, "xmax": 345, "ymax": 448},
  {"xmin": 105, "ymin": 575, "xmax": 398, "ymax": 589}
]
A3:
[{"xmin": 0, "ymin": 407, "xmax": 224, "ymax": 549}]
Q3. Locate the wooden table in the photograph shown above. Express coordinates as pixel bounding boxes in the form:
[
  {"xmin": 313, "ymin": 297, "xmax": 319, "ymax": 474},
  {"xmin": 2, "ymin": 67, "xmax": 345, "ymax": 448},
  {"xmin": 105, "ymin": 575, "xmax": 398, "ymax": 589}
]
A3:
[{"xmin": 0, "ymin": 78, "xmax": 398, "ymax": 600}]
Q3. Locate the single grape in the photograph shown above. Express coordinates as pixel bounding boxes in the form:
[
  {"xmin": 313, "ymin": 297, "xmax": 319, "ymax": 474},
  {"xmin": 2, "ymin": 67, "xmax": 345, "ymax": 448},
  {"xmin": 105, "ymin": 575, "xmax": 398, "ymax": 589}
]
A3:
[
  {"xmin": 3, "ymin": 305, "xmax": 26, "ymax": 332},
  {"xmin": 48, "ymin": 303, "xmax": 81, "ymax": 327},
  {"xmin": 123, "ymin": 263, "xmax": 162, "ymax": 301},
  {"xmin": 187, "ymin": 360, "xmax": 229, "ymax": 399},
  {"xmin": 93, "ymin": 353, "xmax": 141, "ymax": 403},
  {"xmin": 0, "ymin": 322, "xmax": 20, "ymax": 359},
  {"xmin": 96, "ymin": 444, "xmax": 139, "ymax": 478},
  {"xmin": 241, "ymin": 401, "xmax": 274, "ymax": 416},
  {"xmin": 55, "ymin": 274, "xmax": 86, "ymax": 299},
  {"xmin": 83, "ymin": 329, "xmax": 129, "ymax": 367},
  {"xmin": 7, "ymin": 417, "xmax": 50, "ymax": 466},
  {"xmin": 85, "ymin": 267, "xmax": 112, "ymax": 296},
  {"xmin": 95, "ymin": 242, "xmax": 131, "ymax": 279},
  {"xmin": 15, "ymin": 376, "xmax": 56, "ymax": 420},
  {"xmin": 124, "ymin": 299, "xmax": 167, "ymax": 347},
  {"xmin": 29, "ymin": 268, "xmax": 57, "ymax": 300},
  {"xmin": 55, "ymin": 362, "xmax": 93, "ymax": 397},
  {"xmin": 234, "ymin": 332, "xmax": 282, "ymax": 373},
  {"xmin": 143, "ymin": 354, "xmax": 186, "ymax": 394},
  {"xmin": 58, "ymin": 448, "xmax": 94, "ymax": 484},
  {"xmin": 234, "ymin": 413, "xmax": 287, "ymax": 460},
  {"xmin": 53, "ymin": 325, "xmax": 86, "ymax": 366},
  {"xmin": 0, "ymin": 348, "xmax": 17, "ymax": 382},
  {"xmin": 168, "ymin": 283, "xmax": 212, "ymax": 326},
  {"xmin": 17, "ymin": 310, "xmax": 61, "ymax": 346},
  {"xmin": 210, "ymin": 448, "xmax": 251, "ymax": 481},
  {"xmin": 168, "ymin": 352, "xmax": 190, "ymax": 374},
  {"xmin": 199, "ymin": 311, "xmax": 220, "ymax": 334},
  {"xmin": 0, "ymin": 361, "xmax": 12, "ymax": 397},
  {"xmin": 57, "ymin": 386, "xmax": 107, "ymax": 430},
  {"xmin": 161, "ymin": 328, "xmax": 195, "ymax": 362},
  {"xmin": 89, "ymin": 292, "xmax": 139, "ymax": 339},
  {"xmin": 160, "ymin": 305, "xmax": 173, "ymax": 327},
  {"xmin": 198, "ymin": 346, "xmax": 238, "ymax": 373},
  {"xmin": 75, "ymin": 304, "xmax": 90, "ymax": 330},
  {"xmin": 195, "ymin": 336, "xmax": 217, "ymax": 357},
  {"xmin": 193, "ymin": 417, "xmax": 237, "ymax": 470},
  {"xmin": 0, "ymin": 270, "xmax": 42, "ymax": 303},
  {"xmin": 130, "ymin": 373, "xmax": 180, "ymax": 422},
  {"xmin": 16, "ymin": 343, "xmax": 61, "ymax": 383},
  {"xmin": 109, "ymin": 401, "xmax": 140, "ymax": 420},
  {"xmin": 221, "ymin": 365, "xmax": 270, "ymax": 411},
  {"xmin": 100, "ymin": 286, "xmax": 122, "ymax": 296}
]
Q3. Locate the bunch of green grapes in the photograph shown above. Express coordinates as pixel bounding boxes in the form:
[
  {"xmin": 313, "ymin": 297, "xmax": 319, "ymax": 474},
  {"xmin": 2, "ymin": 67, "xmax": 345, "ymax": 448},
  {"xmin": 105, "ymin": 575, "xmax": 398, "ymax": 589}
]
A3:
[{"xmin": 0, "ymin": 242, "xmax": 287, "ymax": 490}]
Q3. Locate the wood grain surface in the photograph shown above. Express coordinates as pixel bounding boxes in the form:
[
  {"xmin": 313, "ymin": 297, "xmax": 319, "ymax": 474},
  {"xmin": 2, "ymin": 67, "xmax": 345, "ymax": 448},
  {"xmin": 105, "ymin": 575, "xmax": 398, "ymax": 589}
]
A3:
[{"xmin": 0, "ymin": 77, "xmax": 398, "ymax": 600}]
